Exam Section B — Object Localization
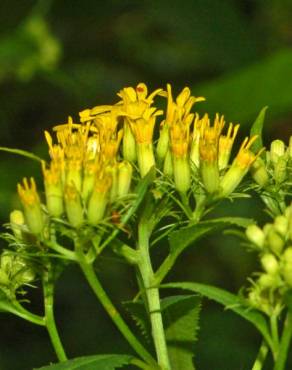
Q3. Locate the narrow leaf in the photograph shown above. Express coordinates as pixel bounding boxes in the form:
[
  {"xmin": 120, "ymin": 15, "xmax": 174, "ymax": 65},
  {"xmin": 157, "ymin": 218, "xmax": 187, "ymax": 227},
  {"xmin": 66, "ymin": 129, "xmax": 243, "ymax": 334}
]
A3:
[
  {"xmin": 34, "ymin": 354, "xmax": 133, "ymax": 370},
  {"xmin": 0, "ymin": 146, "xmax": 43, "ymax": 162},
  {"xmin": 162, "ymin": 282, "xmax": 273, "ymax": 351},
  {"xmin": 249, "ymin": 106, "xmax": 268, "ymax": 153}
]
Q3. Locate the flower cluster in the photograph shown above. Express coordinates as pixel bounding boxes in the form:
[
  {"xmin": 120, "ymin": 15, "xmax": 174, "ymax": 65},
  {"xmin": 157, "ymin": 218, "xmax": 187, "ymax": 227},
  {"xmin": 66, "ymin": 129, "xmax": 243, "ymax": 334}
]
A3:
[
  {"xmin": 251, "ymin": 137, "xmax": 292, "ymax": 188},
  {"xmin": 15, "ymin": 83, "xmax": 263, "ymax": 234},
  {"xmin": 246, "ymin": 204, "xmax": 292, "ymax": 315}
]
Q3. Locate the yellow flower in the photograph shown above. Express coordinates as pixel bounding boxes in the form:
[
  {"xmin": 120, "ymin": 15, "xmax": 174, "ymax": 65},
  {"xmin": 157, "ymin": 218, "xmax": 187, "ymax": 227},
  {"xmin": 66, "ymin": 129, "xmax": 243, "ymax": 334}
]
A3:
[
  {"xmin": 17, "ymin": 178, "xmax": 44, "ymax": 234},
  {"xmin": 218, "ymin": 123, "xmax": 240, "ymax": 170},
  {"xmin": 220, "ymin": 135, "xmax": 263, "ymax": 197}
]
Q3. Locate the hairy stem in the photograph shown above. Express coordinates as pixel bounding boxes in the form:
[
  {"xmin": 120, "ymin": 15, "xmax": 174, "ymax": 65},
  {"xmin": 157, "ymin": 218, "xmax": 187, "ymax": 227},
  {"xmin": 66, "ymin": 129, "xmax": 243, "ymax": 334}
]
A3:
[{"xmin": 138, "ymin": 222, "xmax": 171, "ymax": 370}]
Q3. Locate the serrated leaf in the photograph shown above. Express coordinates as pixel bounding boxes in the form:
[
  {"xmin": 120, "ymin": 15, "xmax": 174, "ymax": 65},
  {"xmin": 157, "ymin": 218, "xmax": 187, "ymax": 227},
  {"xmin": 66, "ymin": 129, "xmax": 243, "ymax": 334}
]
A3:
[
  {"xmin": 250, "ymin": 106, "xmax": 268, "ymax": 153},
  {"xmin": 168, "ymin": 217, "xmax": 253, "ymax": 258},
  {"xmin": 0, "ymin": 146, "xmax": 43, "ymax": 162},
  {"xmin": 123, "ymin": 300, "xmax": 152, "ymax": 344},
  {"xmin": 34, "ymin": 354, "xmax": 133, "ymax": 370},
  {"xmin": 162, "ymin": 282, "xmax": 273, "ymax": 351},
  {"xmin": 162, "ymin": 295, "xmax": 201, "ymax": 370},
  {"xmin": 124, "ymin": 295, "xmax": 201, "ymax": 370}
]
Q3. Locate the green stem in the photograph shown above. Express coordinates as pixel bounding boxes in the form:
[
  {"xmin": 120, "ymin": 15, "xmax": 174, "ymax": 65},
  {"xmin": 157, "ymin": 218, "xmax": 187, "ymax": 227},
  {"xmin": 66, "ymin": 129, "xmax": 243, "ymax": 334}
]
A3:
[
  {"xmin": 251, "ymin": 340, "xmax": 269, "ymax": 370},
  {"xmin": 12, "ymin": 300, "xmax": 45, "ymax": 326},
  {"xmin": 75, "ymin": 244, "xmax": 156, "ymax": 368},
  {"xmin": 274, "ymin": 311, "xmax": 292, "ymax": 370},
  {"xmin": 138, "ymin": 222, "xmax": 171, "ymax": 370},
  {"xmin": 43, "ymin": 271, "xmax": 67, "ymax": 362},
  {"xmin": 270, "ymin": 313, "xmax": 280, "ymax": 355}
]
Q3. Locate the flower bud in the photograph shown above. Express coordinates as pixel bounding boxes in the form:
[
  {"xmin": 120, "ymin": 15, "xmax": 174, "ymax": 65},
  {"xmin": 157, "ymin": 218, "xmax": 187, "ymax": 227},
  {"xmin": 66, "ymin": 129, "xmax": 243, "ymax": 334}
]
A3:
[
  {"xmin": 220, "ymin": 136, "xmax": 260, "ymax": 197},
  {"xmin": 42, "ymin": 162, "xmax": 64, "ymax": 217},
  {"xmin": 283, "ymin": 247, "xmax": 292, "ymax": 263},
  {"xmin": 274, "ymin": 215, "xmax": 288, "ymax": 237},
  {"xmin": 270, "ymin": 139, "xmax": 285, "ymax": 166},
  {"xmin": 66, "ymin": 159, "xmax": 82, "ymax": 192},
  {"xmin": 87, "ymin": 176, "xmax": 111, "ymax": 225},
  {"xmin": 246, "ymin": 224, "xmax": 265, "ymax": 248},
  {"xmin": 173, "ymin": 157, "xmax": 191, "ymax": 193},
  {"xmin": 17, "ymin": 178, "xmax": 44, "ymax": 235},
  {"xmin": 273, "ymin": 156, "xmax": 287, "ymax": 183},
  {"xmin": 137, "ymin": 142, "xmax": 156, "ymax": 178},
  {"xmin": 250, "ymin": 157, "xmax": 269, "ymax": 187},
  {"xmin": 288, "ymin": 136, "xmax": 292, "ymax": 159},
  {"xmin": 122, "ymin": 121, "xmax": 137, "ymax": 162},
  {"xmin": 261, "ymin": 253, "xmax": 279, "ymax": 275},
  {"xmin": 258, "ymin": 273, "xmax": 279, "ymax": 289},
  {"xmin": 64, "ymin": 184, "xmax": 84, "ymax": 228},
  {"xmin": 117, "ymin": 161, "xmax": 132, "ymax": 198},
  {"xmin": 163, "ymin": 150, "xmax": 173, "ymax": 176},
  {"xmin": 267, "ymin": 228, "xmax": 285, "ymax": 254},
  {"xmin": 156, "ymin": 123, "xmax": 169, "ymax": 164},
  {"xmin": 82, "ymin": 161, "xmax": 98, "ymax": 204},
  {"xmin": 10, "ymin": 210, "xmax": 25, "ymax": 239}
]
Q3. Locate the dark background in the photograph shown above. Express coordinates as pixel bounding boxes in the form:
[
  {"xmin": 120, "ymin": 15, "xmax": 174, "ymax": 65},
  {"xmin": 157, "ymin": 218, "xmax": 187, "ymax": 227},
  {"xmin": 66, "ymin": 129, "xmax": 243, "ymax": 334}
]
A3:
[{"xmin": 0, "ymin": 1, "xmax": 292, "ymax": 369}]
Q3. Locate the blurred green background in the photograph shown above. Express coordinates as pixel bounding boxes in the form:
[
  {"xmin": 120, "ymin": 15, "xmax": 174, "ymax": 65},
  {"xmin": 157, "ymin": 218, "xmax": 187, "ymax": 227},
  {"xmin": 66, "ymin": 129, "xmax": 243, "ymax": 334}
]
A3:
[{"xmin": 0, "ymin": 0, "xmax": 292, "ymax": 369}]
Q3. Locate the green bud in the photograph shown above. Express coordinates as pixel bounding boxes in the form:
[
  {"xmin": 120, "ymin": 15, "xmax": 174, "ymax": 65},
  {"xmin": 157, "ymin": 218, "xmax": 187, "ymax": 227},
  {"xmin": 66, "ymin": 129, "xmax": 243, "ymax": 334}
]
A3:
[
  {"xmin": 117, "ymin": 161, "xmax": 132, "ymax": 198},
  {"xmin": 274, "ymin": 215, "xmax": 288, "ymax": 237},
  {"xmin": 283, "ymin": 247, "xmax": 292, "ymax": 263},
  {"xmin": 220, "ymin": 164, "xmax": 248, "ymax": 198},
  {"xmin": 258, "ymin": 273, "xmax": 279, "ymax": 289},
  {"xmin": 10, "ymin": 210, "xmax": 25, "ymax": 239},
  {"xmin": 289, "ymin": 136, "xmax": 292, "ymax": 159},
  {"xmin": 105, "ymin": 165, "xmax": 118, "ymax": 202},
  {"xmin": 173, "ymin": 157, "xmax": 191, "ymax": 193},
  {"xmin": 267, "ymin": 228, "xmax": 285, "ymax": 254},
  {"xmin": 123, "ymin": 121, "xmax": 137, "ymax": 162},
  {"xmin": 87, "ymin": 177, "xmax": 111, "ymax": 225},
  {"xmin": 163, "ymin": 150, "xmax": 173, "ymax": 176},
  {"xmin": 64, "ymin": 184, "xmax": 84, "ymax": 228},
  {"xmin": 270, "ymin": 140, "xmax": 285, "ymax": 166},
  {"xmin": 17, "ymin": 178, "xmax": 44, "ymax": 235},
  {"xmin": 137, "ymin": 143, "xmax": 156, "ymax": 178},
  {"xmin": 261, "ymin": 253, "xmax": 279, "ymax": 275},
  {"xmin": 250, "ymin": 157, "xmax": 269, "ymax": 187},
  {"xmin": 273, "ymin": 156, "xmax": 287, "ymax": 183},
  {"xmin": 156, "ymin": 123, "xmax": 169, "ymax": 164},
  {"xmin": 201, "ymin": 161, "xmax": 220, "ymax": 194},
  {"xmin": 66, "ymin": 161, "xmax": 82, "ymax": 193},
  {"xmin": 246, "ymin": 224, "xmax": 265, "ymax": 248}
]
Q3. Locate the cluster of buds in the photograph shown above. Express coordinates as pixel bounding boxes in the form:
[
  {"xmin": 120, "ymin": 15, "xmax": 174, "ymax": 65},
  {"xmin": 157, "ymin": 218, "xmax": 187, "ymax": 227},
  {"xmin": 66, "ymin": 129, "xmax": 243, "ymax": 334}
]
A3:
[
  {"xmin": 251, "ymin": 137, "xmax": 292, "ymax": 188},
  {"xmin": 0, "ymin": 250, "xmax": 35, "ymax": 295},
  {"xmin": 15, "ymin": 83, "xmax": 265, "ymax": 233},
  {"xmin": 245, "ymin": 204, "xmax": 292, "ymax": 315}
]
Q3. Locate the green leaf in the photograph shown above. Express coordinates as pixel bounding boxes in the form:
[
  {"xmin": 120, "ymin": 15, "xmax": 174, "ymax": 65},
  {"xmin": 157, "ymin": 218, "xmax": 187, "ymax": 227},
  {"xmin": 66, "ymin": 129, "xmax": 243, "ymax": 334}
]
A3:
[
  {"xmin": 124, "ymin": 295, "xmax": 201, "ymax": 369},
  {"xmin": 168, "ymin": 217, "xmax": 253, "ymax": 258},
  {"xmin": 34, "ymin": 354, "xmax": 133, "ymax": 370},
  {"xmin": 163, "ymin": 295, "xmax": 201, "ymax": 370},
  {"xmin": 0, "ymin": 146, "xmax": 43, "ymax": 162},
  {"xmin": 162, "ymin": 282, "xmax": 273, "ymax": 351},
  {"xmin": 250, "ymin": 106, "xmax": 268, "ymax": 153}
]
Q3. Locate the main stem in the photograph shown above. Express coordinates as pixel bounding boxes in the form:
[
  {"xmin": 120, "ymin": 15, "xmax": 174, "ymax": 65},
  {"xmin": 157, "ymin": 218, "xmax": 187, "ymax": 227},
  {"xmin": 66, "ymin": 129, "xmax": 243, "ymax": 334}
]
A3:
[
  {"xmin": 138, "ymin": 222, "xmax": 171, "ymax": 370},
  {"xmin": 76, "ymin": 246, "xmax": 156, "ymax": 368},
  {"xmin": 43, "ymin": 271, "xmax": 67, "ymax": 362}
]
